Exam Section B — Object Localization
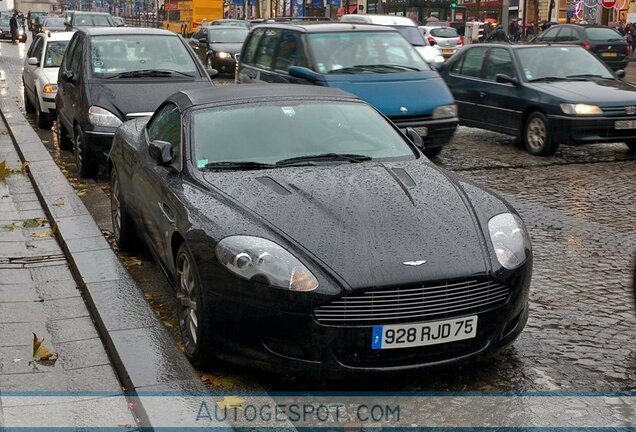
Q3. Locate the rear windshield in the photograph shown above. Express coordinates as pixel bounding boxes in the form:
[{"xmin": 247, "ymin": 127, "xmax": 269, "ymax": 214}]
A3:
[
  {"xmin": 584, "ymin": 27, "xmax": 624, "ymax": 41},
  {"xmin": 43, "ymin": 18, "xmax": 65, "ymax": 27},
  {"xmin": 74, "ymin": 14, "xmax": 114, "ymax": 27},
  {"xmin": 430, "ymin": 27, "xmax": 458, "ymax": 38},
  {"xmin": 393, "ymin": 25, "xmax": 427, "ymax": 46},
  {"xmin": 44, "ymin": 41, "xmax": 69, "ymax": 68},
  {"xmin": 207, "ymin": 28, "xmax": 248, "ymax": 43}
]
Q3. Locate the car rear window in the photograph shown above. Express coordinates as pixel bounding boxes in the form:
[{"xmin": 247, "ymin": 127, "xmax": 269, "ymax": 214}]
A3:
[
  {"xmin": 430, "ymin": 28, "xmax": 458, "ymax": 38},
  {"xmin": 43, "ymin": 18, "xmax": 65, "ymax": 27},
  {"xmin": 584, "ymin": 27, "xmax": 624, "ymax": 41},
  {"xmin": 74, "ymin": 14, "xmax": 114, "ymax": 27}
]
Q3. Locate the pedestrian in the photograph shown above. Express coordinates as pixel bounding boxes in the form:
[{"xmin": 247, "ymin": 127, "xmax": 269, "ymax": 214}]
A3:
[
  {"xmin": 509, "ymin": 20, "xmax": 519, "ymax": 42},
  {"xmin": 9, "ymin": 12, "xmax": 19, "ymax": 44},
  {"xmin": 626, "ymin": 23, "xmax": 633, "ymax": 57}
]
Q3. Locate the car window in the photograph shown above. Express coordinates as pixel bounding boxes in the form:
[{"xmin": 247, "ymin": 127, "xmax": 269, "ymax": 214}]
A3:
[
  {"xmin": 537, "ymin": 27, "xmax": 558, "ymax": 42},
  {"xmin": 274, "ymin": 31, "xmax": 308, "ymax": 72},
  {"xmin": 90, "ymin": 34, "xmax": 198, "ymax": 77},
  {"xmin": 44, "ymin": 40, "xmax": 69, "ymax": 68},
  {"xmin": 147, "ymin": 103, "xmax": 182, "ymax": 166},
  {"xmin": 430, "ymin": 27, "xmax": 458, "ymax": 38},
  {"xmin": 458, "ymin": 46, "xmax": 487, "ymax": 78},
  {"xmin": 68, "ymin": 34, "xmax": 84, "ymax": 75},
  {"xmin": 192, "ymin": 102, "xmax": 416, "ymax": 167},
  {"xmin": 584, "ymin": 27, "xmax": 624, "ymax": 41},
  {"xmin": 192, "ymin": 28, "xmax": 204, "ymax": 40},
  {"xmin": 483, "ymin": 48, "xmax": 515, "ymax": 81},
  {"xmin": 28, "ymin": 36, "xmax": 43, "ymax": 58},
  {"xmin": 516, "ymin": 46, "xmax": 613, "ymax": 81},
  {"xmin": 74, "ymin": 14, "xmax": 114, "ymax": 27},
  {"xmin": 555, "ymin": 27, "xmax": 574, "ymax": 42},
  {"xmin": 242, "ymin": 28, "xmax": 264, "ymax": 65},
  {"xmin": 207, "ymin": 28, "xmax": 248, "ymax": 43},
  {"xmin": 254, "ymin": 28, "xmax": 280, "ymax": 70}
]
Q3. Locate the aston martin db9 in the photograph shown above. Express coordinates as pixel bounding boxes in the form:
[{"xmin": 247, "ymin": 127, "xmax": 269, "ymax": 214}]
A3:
[{"xmin": 108, "ymin": 85, "xmax": 532, "ymax": 377}]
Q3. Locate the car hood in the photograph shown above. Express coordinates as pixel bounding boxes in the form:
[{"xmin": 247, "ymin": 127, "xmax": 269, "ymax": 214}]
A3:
[
  {"xmin": 324, "ymin": 72, "xmax": 455, "ymax": 117},
  {"xmin": 202, "ymin": 160, "xmax": 489, "ymax": 289},
  {"xmin": 87, "ymin": 79, "xmax": 211, "ymax": 120},
  {"xmin": 531, "ymin": 79, "xmax": 636, "ymax": 104},
  {"xmin": 41, "ymin": 67, "xmax": 59, "ymax": 84},
  {"xmin": 209, "ymin": 42, "xmax": 242, "ymax": 53}
]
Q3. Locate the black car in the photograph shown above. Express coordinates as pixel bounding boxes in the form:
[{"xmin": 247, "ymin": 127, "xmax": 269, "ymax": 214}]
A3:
[
  {"xmin": 108, "ymin": 84, "xmax": 532, "ymax": 376},
  {"xmin": 27, "ymin": 10, "xmax": 48, "ymax": 30},
  {"xmin": 189, "ymin": 25, "xmax": 248, "ymax": 74},
  {"xmin": 65, "ymin": 12, "xmax": 116, "ymax": 30},
  {"xmin": 532, "ymin": 24, "xmax": 628, "ymax": 71},
  {"xmin": 440, "ymin": 44, "xmax": 636, "ymax": 156},
  {"xmin": 0, "ymin": 16, "xmax": 27, "ymax": 42},
  {"xmin": 33, "ymin": 16, "xmax": 66, "ymax": 36},
  {"xmin": 56, "ymin": 27, "xmax": 216, "ymax": 177}
]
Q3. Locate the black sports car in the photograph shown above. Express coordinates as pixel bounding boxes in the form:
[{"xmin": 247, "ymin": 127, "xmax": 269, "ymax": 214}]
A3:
[{"xmin": 109, "ymin": 85, "xmax": 532, "ymax": 376}]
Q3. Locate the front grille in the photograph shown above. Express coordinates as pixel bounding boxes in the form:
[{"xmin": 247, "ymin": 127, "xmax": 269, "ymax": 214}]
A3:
[
  {"xmin": 602, "ymin": 105, "xmax": 636, "ymax": 117},
  {"xmin": 125, "ymin": 112, "xmax": 153, "ymax": 120},
  {"xmin": 389, "ymin": 115, "xmax": 432, "ymax": 126},
  {"xmin": 314, "ymin": 278, "xmax": 510, "ymax": 325}
]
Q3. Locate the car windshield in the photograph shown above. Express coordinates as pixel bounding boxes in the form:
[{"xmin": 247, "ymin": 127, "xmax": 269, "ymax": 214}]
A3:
[
  {"xmin": 307, "ymin": 31, "xmax": 427, "ymax": 74},
  {"xmin": 584, "ymin": 27, "xmax": 624, "ymax": 41},
  {"xmin": 193, "ymin": 102, "xmax": 416, "ymax": 167},
  {"xmin": 44, "ymin": 41, "xmax": 69, "ymax": 68},
  {"xmin": 393, "ymin": 25, "xmax": 427, "ymax": 46},
  {"xmin": 43, "ymin": 18, "xmax": 65, "ymax": 27},
  {"xmin": 516, "ymin": 46, "xmax": 613, "ymax": 81},
  {"xmin": 0, "ymin": 18, "xmax": 10, "ymax": 26},
  {"xmin": 430, "ymin": 27, "xmax": 458, "ymax": 38},
  {"xmin": 74, "ymin": 14, "xmax": 114, "ymax": 27},
  {"xmin": 90, "ymin": 34, "xmax": 198, "ymax": 77},
  {"xmin": 207, "ymin": 28, "xmax": 248, "ymax": 43}
]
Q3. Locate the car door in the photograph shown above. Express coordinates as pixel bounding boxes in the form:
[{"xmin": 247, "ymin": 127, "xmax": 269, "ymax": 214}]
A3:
[
  {"xmin": 24, "ymin": 36, "xmax": 44, "ymax": 103},
  {"xmin": 57, "ymin": 33, "xmax": 83, "ymax": 132},
  {"xmin": 243, "ymin": 27, "xmax": 281, "ymax": 83},
  {"xmin": 272, "ymin": 30, "xmax": 310, "ymax": 83},
  {"xmin": 190, "ymin": 28, "xmax": 205, "ymax": 62},
  {"xmin": 535, "ymin": 26, "xmax": 559, "ymax": 43},
  {"xmin": 445, "ymin": 46, "xmax": 488, "ymax": 124},
  {"xmin": 475, "ymin": 47, "xmax": 523, "ymax": 135},
  {"xmin": 135, "ymin": 103, "xmax": 183, "ymax": 266}
]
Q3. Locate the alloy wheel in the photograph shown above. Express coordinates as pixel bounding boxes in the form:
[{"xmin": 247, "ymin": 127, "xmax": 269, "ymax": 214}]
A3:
[
  {"xmin": 526, "ymin": 117, "xmax": 547, "ymax": 152},
  {"xmin": 75, "ymin": 128, "xmax": 83, "ymax": 172},
  {"xmin": 177, "ymin": 252, "xmax": 199, "ymax": 353},
  {"xmin": 111, "ymin": 170, "xmax": 122, "ymax": 243}
]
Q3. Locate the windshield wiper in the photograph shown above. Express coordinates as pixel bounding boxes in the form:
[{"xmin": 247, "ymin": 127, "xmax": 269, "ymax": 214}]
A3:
[
  {"xmin": 108, "ymin": 69, "xmax": 194, "ymax": 79},
  {"xmin": 276, "ymin": 153, "xmax": 372, "ymax": 166},
  {"xmin": 328, "ymin": 64, "xmax": 420, "ymax": 74},
  {"xmin": 203, "ymin": 161, "xmax": 279, "ymax": 170},
  {"xmin": 565, "ymin": 74, "xmax": 609, "ymax": 80},
  {"xmin": 527, "ymin": 76, "xmax": 569, "ymax": 82}
]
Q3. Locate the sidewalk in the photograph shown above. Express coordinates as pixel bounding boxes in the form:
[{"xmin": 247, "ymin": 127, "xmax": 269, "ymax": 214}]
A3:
[{"xmin": 0, "ymin": 116, "xmax": 137, "ymax": 426}]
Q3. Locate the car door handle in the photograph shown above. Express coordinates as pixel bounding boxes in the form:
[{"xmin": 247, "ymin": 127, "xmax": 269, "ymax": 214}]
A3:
[
  {"xmin": 479, "ymin": 92, "xmax": 486, "ymax": 98},
  {"xmin": 158, "ymin": 202, "xmax": 175, "ymax": 223}
]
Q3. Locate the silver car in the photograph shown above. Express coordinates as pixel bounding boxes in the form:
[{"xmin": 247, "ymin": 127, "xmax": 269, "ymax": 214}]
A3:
[{"xmin": 419, "ymin": 26, "xmax": 462, "ymax": 57}]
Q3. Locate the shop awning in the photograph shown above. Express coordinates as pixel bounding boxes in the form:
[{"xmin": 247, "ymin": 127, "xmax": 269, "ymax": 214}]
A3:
[{"xmin": 337, "ymin": 5, "xmax": 357, "ymax": 16}]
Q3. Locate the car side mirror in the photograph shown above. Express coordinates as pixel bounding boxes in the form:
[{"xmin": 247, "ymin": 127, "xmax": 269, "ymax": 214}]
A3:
[
  {"xmin": 288, "ymin": 66, "xmax": 320, "ymax": 82},
  {"xmin": 61, "ymin": 70, "xmax": 76, "ymax": 83},
  {"xmin": 615, "ymin": 69, "xmax": 625, "ymax": 79},
  {"xmin": 27, "ymin": 57, "xmax": 39, "ymax": 66},
  {"xmin": 206, "ymin": 68, "xmax": 219, "ymax": 79},
  {"xmin": 405, "ymin": 127, "xmax": 424, "ymax": 149},
  {"xmin": 495, "ymin": 74, "xmax": 518, "ymax": 85},
  {"xmin": 198, "ymin": 37, "xmax": 207, "ymax": 45},
  {"xmin": 148, "ymin": 140, "xmax": 174, "ymax": 166}
]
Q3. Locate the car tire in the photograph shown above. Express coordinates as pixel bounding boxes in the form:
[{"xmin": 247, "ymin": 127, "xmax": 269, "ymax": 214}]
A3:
[
  {"xmin": 74, "ymin": 125, "xmax": 98, "ymax": 178},
  {"xmin": 56, "ymin": 112, "xmax": 74, "ymax": 151},
  {"xmin": 176, "ymin": 243, "xmax": 215, "ymax": 367},
  {"xmin": 110, "ymin": 166, "xmax": 137, "ymax": 251},
  {"xmin": 626, "ymin": 141, "xmax": 636, "ymax": 152},
  {"xmin": 423, "ymin": 147, "xmax": 442, "ymax": 158},
  {"xmin": 523, "ymin": 111, "xmax": 557, "ymax": 156},
  {"xmin": 34, "ymin": 93, "xmax": 52, "ymax": 129},
  {"xmin": 24, "ymin": 85, "xmax": 35, "ymax": 113}
]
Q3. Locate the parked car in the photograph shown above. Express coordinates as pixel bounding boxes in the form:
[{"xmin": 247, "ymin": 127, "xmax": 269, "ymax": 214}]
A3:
[
  {"xmin": 23, "ymin": 31, "xmax": 73, "ymax": 128},
  {"xmin": 440, "ymin": 44, "xmax": 636, "ymax": 155},
  {"xmin": 531, "ymin": 24, "xmax": 628, "ymax": 71},
  {"xmin": 32, "ymin": 16, "xmax": 66, "ymax": 36},
  {"xmin": 419, "ymin": 25, "xmax": 462, "ymax": 57},
  {"xmin": 109, "ymin": 84, "xmax": 532, "ymax": 375},
  {"xmin": 236, "ymin": 23, "xmax": 457, "ymax": 156},
  {"xmin": 189, "ymin": 25, "xmax": 248, "ymax": 75},
  {"xmin": 56, "ymin": 27, "xmax": 216, "ymax": 177},
  {"xmin": 0, "ymin": 16, "xmax": 27, "ymax": 42},
  {"xmin": 208, "ymin": 19, "xmax": 250, "ymax": 29},
  {"xmin": 112, "ymin": 16, "xmax": 126, "ymax": 27},
  {"xmin": 27, "ymin": 10, "xmax": 48, "ymax": 31},
  {"xmin": 65, "ymin": 12, "xmax": 116, "ymax": 30},
  {"xmin": 340, "ymin": 14, "xmax": 444, "ymax": 64}
]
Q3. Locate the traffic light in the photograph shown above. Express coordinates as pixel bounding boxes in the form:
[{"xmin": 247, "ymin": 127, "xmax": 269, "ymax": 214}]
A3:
[{"xmin": 450, "ymin": 1, "xmax": 457, "ymax": 8}]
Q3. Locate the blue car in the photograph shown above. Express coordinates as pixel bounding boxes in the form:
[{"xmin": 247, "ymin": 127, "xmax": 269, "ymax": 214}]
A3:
[{"xmin": 236, "ymin": 23, "xmax": 458, "ymax": 157}]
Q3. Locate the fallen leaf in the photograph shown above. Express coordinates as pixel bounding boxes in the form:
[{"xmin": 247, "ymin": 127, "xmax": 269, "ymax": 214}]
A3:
[
  {"xmin": 22, "ymin": 218, "xmax": 48, "ymax": 228},
  {"xmin": 2, "ymin": 223, "xmax": 16, "ymax": 231},
  {"xmin": 201, "ymin": 374, "xmax": 237, "ymax": 388},
  {"xmin": 31, "ymin": 333, "xmax": 58, "ymax": 363},
  {"xmin": 162, "ymin": 319, "xmax": 179, "ymax": 328},
  {"xmin": 76, "ymin": 189, "xmax": 88, "ymax": 197},
  {"xmin": 216, "ymin": 396, "xmax": 244, "ymax": 410},
  {"xmin": 123, "ymin": 256, "xmax": 143, "ymax": 267},
  {"xmin": 13, "ymin": 358, "xmax": 21, "ymax": 363},
  {"xmin": 0, "ymin": 160, "xmax": 10, "ymax": 182},
  {"xmin": 176, "ymin": 340, "xmax": 185, "ymax": 353},
  {"xmin": 31, "ymin": 230, "xmax": 54, "ymax": 238},
  {"xmin": 52, "ymin": 198, "xmax": 65, "ymax": 207}
]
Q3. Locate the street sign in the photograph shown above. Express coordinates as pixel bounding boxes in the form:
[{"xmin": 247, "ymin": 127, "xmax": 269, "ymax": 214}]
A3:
[{"xmin": 601, "ymin": 0, "xmax": 615, "ymax": 7}]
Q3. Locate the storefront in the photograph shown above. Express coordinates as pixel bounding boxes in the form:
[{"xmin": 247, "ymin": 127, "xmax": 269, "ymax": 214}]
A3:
[
  {"xmin": 383, "ymin": 0, "xmax": 456, "ymax": 23},
  {"xmin": 459, "ymin": 0, "xmax": 502, "ymax": 21}
]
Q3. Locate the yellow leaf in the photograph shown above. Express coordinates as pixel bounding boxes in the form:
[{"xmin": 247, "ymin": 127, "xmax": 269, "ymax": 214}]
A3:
[
  {"xmin": 32, "ymin": 333, "xmax": 58, "ymax": 363},
  {"xmin": 176, "ymin": 340, "xmax": 185, "ymax": 353},
  {"xmin": 216, "ymin": 396, "xmax": 244, "ymax": 410},
  {"xmin": 52, "ymin": 198, "xmax": 65, "ymax": 207},
  {"xmin": 162, "ymin": 319, "xmax": 179, "ymax": 328},
  {"xmin": 201, "ymin": 374, "xmax": 237, "ymax": 388},
  {"xmin": 2, "ymin": 223, "xmax": 16, "ymax": 231},
  {"xmin": 76, "ymin": 189, "xmax": 88, "ymax": 197},
  {"xmin": 123, "ymin": 256, "xmax": 143, "ymax": 267},
  {"xmin": 31, "ymin": 230, "xmax": 54, "ymax": 238},
  {"xmin": 22, "ymin": 218, "xmax": 48, "ymax": 228},
  {"xmin": 0, "ymin": 160, "xmax": 10, "ymax": 182}
]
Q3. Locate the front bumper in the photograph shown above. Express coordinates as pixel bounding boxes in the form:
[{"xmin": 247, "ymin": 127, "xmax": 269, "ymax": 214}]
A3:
[
  {"xmin": 200, "ymin": 258, "xmax": 531, "ymax": 378},
  {"xmin": 548, "ymin": 114, "xmax": 636, "ymax": 145},
  {"xmin": 85, "ymin": 127, "xmax": 116, "ymax": 156},
  {"xmin": 211, "ymin": 56, "xmax": 237, "ymax": 75},
  {"xmin": 391, "ymin": 117, "xmax": 458, "ymax": 150}
]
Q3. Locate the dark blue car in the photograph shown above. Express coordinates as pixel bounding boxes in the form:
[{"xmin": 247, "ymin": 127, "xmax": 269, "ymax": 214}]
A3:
[{"xmin": 236, "ymin": 23, "xmax": 458, "ymax": 157}]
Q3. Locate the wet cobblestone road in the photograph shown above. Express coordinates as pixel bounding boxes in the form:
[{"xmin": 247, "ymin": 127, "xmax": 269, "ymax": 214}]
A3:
[{"xmin": 1, "ymin": 38, "xmax": 634, "ymax": 393}]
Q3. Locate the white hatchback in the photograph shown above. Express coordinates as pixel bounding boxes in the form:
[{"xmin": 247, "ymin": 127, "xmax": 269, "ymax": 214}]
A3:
[{"xmin": 22, "ymin": 31, "xmax": 73, "ymax": 128}]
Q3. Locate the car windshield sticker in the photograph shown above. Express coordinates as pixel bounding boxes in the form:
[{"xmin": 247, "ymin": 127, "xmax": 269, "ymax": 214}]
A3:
[
  {"xmin": 282, "ymin": 106, "xmax": 295, "ymax": 117},
  {"xmin": 197, "ymin": 159, "xmax": 208, "ymax": 168},
  {"xmin": 523, "ymin": 68, "xmax": 532, "ymax": 80}
]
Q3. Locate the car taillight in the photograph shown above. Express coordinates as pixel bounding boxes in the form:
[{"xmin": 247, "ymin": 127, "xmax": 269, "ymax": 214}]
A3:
[
  {"xmin": 582, "ymin": 41, "xmax": 591, "ymax": 50},
  {"xmin": 458, "ymin": 37, "xmax": 464, "ymax": 45},
  {"xmin": 428, "ymin": 36, "xmax": 436, "ymax": 45}
]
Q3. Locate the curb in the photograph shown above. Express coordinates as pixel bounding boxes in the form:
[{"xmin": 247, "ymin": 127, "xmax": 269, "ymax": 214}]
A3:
[{"xmin": 0, "ymin": 97, "xmax": 220, "ymax": 428}]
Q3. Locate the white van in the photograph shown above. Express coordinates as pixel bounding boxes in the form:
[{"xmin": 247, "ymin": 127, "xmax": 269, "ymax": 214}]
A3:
[{"xmin": 339, "ymin": 14, "xmax": 444, "ymax": 64}]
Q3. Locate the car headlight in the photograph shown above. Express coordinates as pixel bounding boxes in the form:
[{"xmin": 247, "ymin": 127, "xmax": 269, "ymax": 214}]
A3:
[
  {"xmin": 18, "ymin": 28, "xmax": 24, "ymax": 35},
  {"xmin": 216, "ymin": 51, "xmax": 232, "ymax": 59},
  {"xmin": 43, "ymin": 83, "xmax": 57, "ymax": 94},
  {"xmin": 488, "ymin": 213, "xmax": 531, "ymax": 270},
  {"xmin": 88, "ymin": 106, "xmax": 122, "ymax": 128},
  {"xmin": 432, "ymin": 104, "xmax": 457, "ymax": 119},
  {"xmin": 216, "ymin": 236, "xmax": 319, "ymax": 292},
  {"xmin": 560, "ymin": 103, "xmax": 602, "ymax": 115}
]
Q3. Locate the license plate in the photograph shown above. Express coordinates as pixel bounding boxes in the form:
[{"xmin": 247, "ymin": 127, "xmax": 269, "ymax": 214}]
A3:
[
  {"xmin": 601, "ymin": 52, "xmax": 618, "ymax": 57},
  {"xmin": 413, "ymin": 126, "xmax": 428, "ymax": 136},
  {"xmin": 615, "ymin": 120, "xmax": 636, "ymax": 130},
  {"xmin": 442, "ymin": 49, "xmax": 454, "ymax": 54},
  {"xmin": 371, "ymin": 315, "xmax": 477, "ymax": 350}
]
